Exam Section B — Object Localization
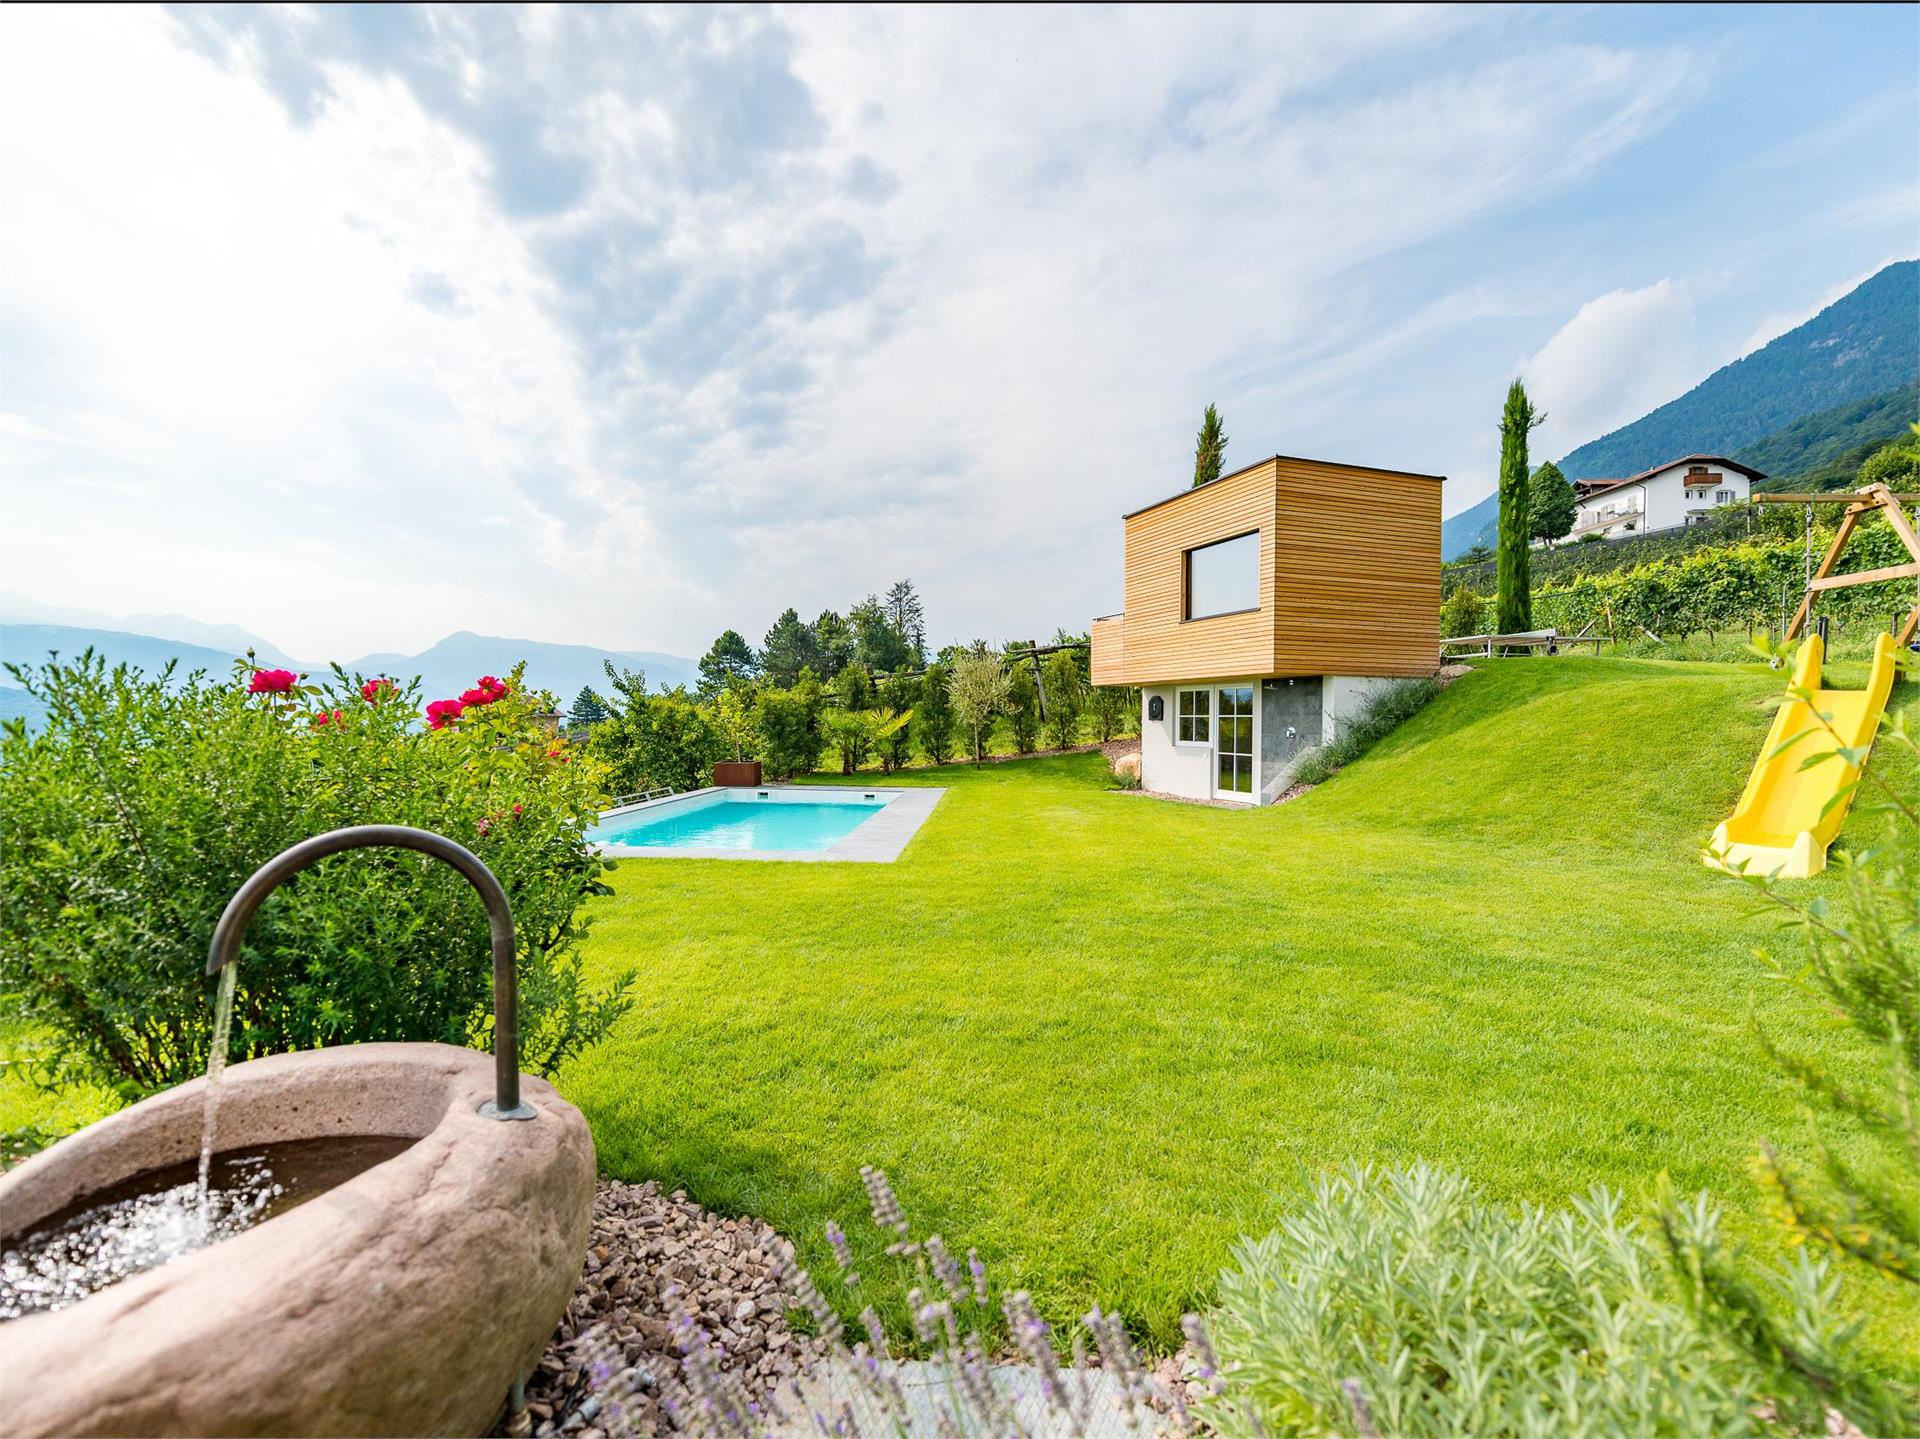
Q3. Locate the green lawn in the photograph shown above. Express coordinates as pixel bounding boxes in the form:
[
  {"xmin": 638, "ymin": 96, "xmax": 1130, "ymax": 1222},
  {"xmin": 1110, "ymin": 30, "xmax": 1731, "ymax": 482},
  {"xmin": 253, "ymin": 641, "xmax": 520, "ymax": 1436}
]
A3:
[{"xmin": 560, "ymin": 656, "xmax": 1917, "ymax": 1357}]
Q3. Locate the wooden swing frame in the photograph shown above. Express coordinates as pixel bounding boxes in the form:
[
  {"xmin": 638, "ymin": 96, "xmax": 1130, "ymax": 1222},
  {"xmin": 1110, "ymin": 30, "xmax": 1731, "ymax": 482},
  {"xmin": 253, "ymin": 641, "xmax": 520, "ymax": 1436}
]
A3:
[{"xmin": 1751, "ymin": 483, "xmax": 1920, "ymax": 645}]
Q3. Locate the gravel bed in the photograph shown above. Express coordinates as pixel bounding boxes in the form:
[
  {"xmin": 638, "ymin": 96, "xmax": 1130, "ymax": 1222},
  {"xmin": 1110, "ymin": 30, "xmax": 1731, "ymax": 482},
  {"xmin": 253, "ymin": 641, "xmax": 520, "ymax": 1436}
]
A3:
[{"xmin": 517, "ymin": 1178, "xmax": 828, "ymax": 1437}]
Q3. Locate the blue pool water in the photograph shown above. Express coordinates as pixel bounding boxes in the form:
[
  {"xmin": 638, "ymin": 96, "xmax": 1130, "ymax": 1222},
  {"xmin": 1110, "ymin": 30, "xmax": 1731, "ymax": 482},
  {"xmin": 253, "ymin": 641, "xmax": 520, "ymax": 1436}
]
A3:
[{"xmin": 590, "ymin": 795, "xmax": 886, "ymax": 853}]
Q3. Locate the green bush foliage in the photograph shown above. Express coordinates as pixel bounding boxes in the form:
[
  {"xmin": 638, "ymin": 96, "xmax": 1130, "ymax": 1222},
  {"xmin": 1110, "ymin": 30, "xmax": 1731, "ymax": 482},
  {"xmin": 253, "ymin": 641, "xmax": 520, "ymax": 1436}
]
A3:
[
  {"xmin": 915, "ymin": 662, "xmax": 958, "ymax": 764},
  {"xmin": 589, "ymin": 667, "xmax": 722, "ymax": 793},
  {"xmin": 1041, "ymin": 651, "xmax": 1084, "ymax": 749},
  {"xmin": 1199, "ymin": 1163, "xmax": 1856, "ymax": 1439},
  {"xmin": 1088, "ymin": 684, "xmax": 1135, "ymax": 742},
  {"xmin": 0, "ymin": 654, "xmax": 634, "ymax": 1101},
  {"xmin": 1528, "ymin": 522, "xmax": 1918, "ymax": 641},
  {"xmin": 877, "ymin": 674, "xmax": 920, "ymax": 772},
  {"xmin": 754, "ymin": 672, "xmax": 825, "ymax": 779},
  {"xmin": 1439, "ymin": 585, "xmax": 1486, "ymax": 637},
  {"xmin": 947, "ymin": 653, "xmax": 1011, "ymax": 765},
  {"xmin": 1006, "ymin": 663, "xmax": 1040, "ymax": 753}
]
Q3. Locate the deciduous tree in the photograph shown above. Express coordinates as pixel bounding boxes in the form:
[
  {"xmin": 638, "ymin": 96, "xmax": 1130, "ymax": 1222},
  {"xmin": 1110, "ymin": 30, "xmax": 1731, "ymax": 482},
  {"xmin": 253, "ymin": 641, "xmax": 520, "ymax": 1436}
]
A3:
[{"xmin": 948, "ymin": 652, "xmax": 1011, "ymax": 765}]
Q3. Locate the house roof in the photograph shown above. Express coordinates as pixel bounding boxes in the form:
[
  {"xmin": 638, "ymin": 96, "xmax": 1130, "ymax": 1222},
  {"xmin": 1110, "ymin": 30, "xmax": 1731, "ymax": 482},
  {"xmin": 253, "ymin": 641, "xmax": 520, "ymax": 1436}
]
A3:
[
  {"xmin": 1575, "ymin": 455, "xmax": 1766, "ymax": 504},
  {"xmin": 1122, "ymin": 453, "xmax": 1447, "ymax": 521}
]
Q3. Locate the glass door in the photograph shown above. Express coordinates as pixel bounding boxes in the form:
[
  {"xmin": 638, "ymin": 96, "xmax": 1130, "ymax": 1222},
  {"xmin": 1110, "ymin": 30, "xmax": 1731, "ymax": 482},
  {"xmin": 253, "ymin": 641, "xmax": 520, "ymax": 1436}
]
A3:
[{"xmin": 1215, "ymin": 685, "xmax": 1253, "ymax": 796}]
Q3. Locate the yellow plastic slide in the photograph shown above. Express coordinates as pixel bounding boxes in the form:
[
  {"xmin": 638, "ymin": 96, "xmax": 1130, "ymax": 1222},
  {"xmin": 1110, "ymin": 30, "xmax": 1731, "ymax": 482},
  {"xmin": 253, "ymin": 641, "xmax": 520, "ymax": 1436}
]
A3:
[{"xmin": 1708, "ymin": 631, "xmax": 1898, "ymax": 879}]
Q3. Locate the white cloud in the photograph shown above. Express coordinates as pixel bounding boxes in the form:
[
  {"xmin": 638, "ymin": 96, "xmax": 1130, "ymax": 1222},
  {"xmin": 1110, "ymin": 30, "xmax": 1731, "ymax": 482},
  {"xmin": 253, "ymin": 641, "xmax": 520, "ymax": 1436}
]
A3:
[
  {"xmin": 2, "ymin": 6, "xmax": 1716, "ymax": 658},
  {"xmin": 1521, "ymin": 281, "xmax": 1699, "ymax": 466}
]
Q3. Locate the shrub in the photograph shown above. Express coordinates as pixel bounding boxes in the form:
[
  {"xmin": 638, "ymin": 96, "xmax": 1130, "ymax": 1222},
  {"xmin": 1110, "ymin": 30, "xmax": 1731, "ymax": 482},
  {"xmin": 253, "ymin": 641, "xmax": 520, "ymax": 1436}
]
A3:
[
  {"xmin": 823, "ymin": 708, "xmax": 875, "ymax": 774},
  {"xmin": 1088, "ymin": 684, "xmax": 1135, "ymax": 742},
  {"xmin": 1006, "ymin": 663, "xmax": 1041, "ymax": 753},
  {"xmin": 589, "ymin": 679, "xmax": 721, "ymax": 793},
  {"xmin": 915, "ymin": 662, "xmax": 958, "ymax": 764},
  {"xmin": 1199, "ymin": 1163, "xmax": 1849, "ymax": 1439},
  {"xmin": 1041, "ymin": 651, "xmax": 1084, "ymax": 748},
  {"xmin": 0, "ymin": 654, "xmax": 635, "ymax": 1101},
  {"xmin": 754, "ymin": 677, "xmax": 825, "ymax": 779},
  {"xmin": 1439, "ymin": 585, "xmax": 1485, "ymax": 637},
  {"xmin": 1289, "ymin": 679, "xmax": 1439, "ymax": 788}
]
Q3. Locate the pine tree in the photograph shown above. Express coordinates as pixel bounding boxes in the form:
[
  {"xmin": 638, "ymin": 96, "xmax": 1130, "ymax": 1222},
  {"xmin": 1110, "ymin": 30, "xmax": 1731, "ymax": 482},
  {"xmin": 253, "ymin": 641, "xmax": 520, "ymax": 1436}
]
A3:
[
  {"xmin": 568, "ymin": 686, "xmax": 609, "ymax": 727},
  {"xmin": 1527, "ymin": 461, "xmax": 1576, "ymax": 547},
  {"xmin": 1193, "ymin": 404, "xmax": 1228, "ymax": 487},
  {"xmin": 696, "ymin": 629, "xmax": 759, "ymax": 698},
  {"xmin": 759, "ymin": 609, "xmax": 813, "ymax": 688},
  {"xmin": 812, "ymin": 609, "xmax": 854, "ymax": 678},
  {"xmin": 1495, "ymin": 380, "xmax": 1543, "ymax": 633},
  {"xmin": 883, "ymin": 580, "xmax": 927, "ymax": 663}
]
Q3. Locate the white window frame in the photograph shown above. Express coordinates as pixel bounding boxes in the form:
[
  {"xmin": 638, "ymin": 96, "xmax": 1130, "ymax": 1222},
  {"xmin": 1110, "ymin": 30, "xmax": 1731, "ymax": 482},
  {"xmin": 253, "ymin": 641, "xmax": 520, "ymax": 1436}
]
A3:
[
  {"xmin": 1716, "ymin": 489, "xmax": 1734, "ymax": 504},
  {"xmin": 1175, "ymin": 687, "xmax": 1212, "ymax": 746}
]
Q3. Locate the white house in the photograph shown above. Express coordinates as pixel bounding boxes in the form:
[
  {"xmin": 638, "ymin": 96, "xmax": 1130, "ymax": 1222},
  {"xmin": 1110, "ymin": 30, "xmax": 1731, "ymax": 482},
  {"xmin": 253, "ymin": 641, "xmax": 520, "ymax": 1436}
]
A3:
[{"xmin": 1568, "ymin": 455, "xmax": 1764, "ymax": 540}]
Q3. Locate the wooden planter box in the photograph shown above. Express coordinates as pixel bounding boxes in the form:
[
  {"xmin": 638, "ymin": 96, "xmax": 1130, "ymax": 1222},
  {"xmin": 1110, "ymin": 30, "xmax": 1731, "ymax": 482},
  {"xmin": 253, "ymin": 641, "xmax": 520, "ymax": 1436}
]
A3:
[{"xmin": 713, "ymin": 761, "xmax": 763, "ymax": 787}]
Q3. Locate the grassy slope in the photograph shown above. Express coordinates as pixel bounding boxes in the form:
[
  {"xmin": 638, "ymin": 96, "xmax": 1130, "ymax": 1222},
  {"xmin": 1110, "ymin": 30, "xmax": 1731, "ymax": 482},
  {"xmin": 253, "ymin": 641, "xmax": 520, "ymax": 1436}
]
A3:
[{"xmin": 561, "ymin": 658, "xmax": 1916, "ymax": 1354}]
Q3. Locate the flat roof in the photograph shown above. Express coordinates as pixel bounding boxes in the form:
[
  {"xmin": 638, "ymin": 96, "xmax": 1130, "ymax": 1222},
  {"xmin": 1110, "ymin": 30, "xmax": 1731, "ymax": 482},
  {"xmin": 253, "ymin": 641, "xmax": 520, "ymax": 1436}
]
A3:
[{"xmin": 1122, "ymin": 453, "xmax": 1448, "ymax": 521}]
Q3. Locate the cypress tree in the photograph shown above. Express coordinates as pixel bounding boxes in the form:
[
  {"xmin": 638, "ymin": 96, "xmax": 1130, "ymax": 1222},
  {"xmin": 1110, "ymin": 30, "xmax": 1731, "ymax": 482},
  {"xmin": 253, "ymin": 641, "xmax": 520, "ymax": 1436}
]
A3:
[
  {"xmin": 1495, "ymin": 380, "xmax": 1543, "ymax": 633},
  {"xmin": 1193, "ymin": 404, "xmax": 1228, "ymax": 487}
]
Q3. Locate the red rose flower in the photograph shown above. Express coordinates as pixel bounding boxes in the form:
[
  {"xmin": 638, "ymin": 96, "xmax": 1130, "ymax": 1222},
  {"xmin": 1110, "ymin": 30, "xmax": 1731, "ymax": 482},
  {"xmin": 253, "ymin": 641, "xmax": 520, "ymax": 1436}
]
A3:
[
  {"xmin": 360, "ymin": 677, "xmax": 395, "ymax": 703},
  {"xmin": 247, "ymin": 668, "xmax": 298, "ymax": 695},
  {"xmin": 459, "ymin": 687, "xmax": 488, "ymax": 707},
  {"xmin": 425, "ymin": 698, "xmax": 465, "ymax": 730},
  {"xmin": 311, "ymin": 709, "xmax": 344, "ymax": 728}
]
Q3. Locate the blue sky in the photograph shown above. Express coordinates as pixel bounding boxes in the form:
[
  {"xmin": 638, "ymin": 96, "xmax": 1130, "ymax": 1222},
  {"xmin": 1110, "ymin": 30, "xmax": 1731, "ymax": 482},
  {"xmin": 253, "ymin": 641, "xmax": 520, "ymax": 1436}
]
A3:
[{"xmin": 1, "ymin": 4, "xmax": 1914, "ymax": 660}]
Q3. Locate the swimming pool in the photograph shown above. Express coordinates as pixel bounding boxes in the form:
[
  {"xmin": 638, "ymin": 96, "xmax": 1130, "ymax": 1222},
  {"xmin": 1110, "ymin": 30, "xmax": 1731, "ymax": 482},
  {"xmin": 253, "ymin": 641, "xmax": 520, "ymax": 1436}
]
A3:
[{"xmin": 589, "ymin": 785, "xmax": 945, "ymax": 862}]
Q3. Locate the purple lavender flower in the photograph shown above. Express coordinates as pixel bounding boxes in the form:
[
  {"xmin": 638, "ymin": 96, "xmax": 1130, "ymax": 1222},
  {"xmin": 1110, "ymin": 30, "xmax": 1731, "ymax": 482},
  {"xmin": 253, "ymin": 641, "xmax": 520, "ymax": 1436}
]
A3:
[
  {"xmin": 925, "ymin": 1234, "xmax": 967, "ymax": 1306},
  {"xmin": 859, "ymin": 1165, "xmax": 910, "ymax": 1236},
  {"xmin": 967, "ymin": 1248, "xmax": 988, "ymax": 1306}
]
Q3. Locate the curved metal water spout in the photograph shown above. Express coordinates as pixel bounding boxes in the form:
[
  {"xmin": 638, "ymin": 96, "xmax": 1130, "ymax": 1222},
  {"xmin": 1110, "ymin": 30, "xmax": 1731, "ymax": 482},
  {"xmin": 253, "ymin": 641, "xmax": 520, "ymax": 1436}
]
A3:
[{"xmin": 205, "ymin": 825, "xmax": 536, "ymax": 1120}]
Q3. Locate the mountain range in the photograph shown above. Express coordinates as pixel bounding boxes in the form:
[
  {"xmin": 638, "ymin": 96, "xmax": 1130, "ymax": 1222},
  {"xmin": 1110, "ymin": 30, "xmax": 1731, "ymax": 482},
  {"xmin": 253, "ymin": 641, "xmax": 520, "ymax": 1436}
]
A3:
[
  {"xmin": 0, "ymin": 611, "xmax": 699, "ymax": 729},
  {"xmin": 1442, "ymin": 260, "xmax": 1918, "ymax": 559}
]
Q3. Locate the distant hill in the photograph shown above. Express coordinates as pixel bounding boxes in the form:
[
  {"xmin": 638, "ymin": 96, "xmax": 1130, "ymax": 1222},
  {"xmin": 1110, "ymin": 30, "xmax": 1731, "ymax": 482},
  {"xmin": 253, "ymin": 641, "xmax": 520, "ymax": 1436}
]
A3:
[
  {"xmin": 0, "ymin": 621, "xmax": 697, "ymax": 709},
  {"xmin": 345, "ymin": 631, "xmax": 698, "ymax": 703},
  {"xmin": 1441, "ymin": 492, "xmax": 1500, "ymax": 562},
  {"xmin": 0, "ymin": 593, "xmax": 299, "ymax": 666},
  {"xmin": 0, "ymin": 684, "xmax": 47, "ymax": 728},
  {"xmin": 1558, "ymin": 260, "xmax": 1917, "ymax": 481},
  {"xmin": 1442, "ymin": 263, "xmax": 1919, "ymax": 559},
  {"xmin": 0, "ymin": 623, "xmax": 252, "ymax": 681},
  {"xmin": 1735, "ymin": 381, "xmax": 1917, "ymax": 489}
]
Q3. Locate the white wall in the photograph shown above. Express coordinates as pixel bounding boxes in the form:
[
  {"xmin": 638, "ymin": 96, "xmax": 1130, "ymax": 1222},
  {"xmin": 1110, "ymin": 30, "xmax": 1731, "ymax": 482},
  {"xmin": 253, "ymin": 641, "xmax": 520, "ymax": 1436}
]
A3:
[
  {"xmin": 1140, "ymin": 686, "xmax": 1215, "ymax": 801},
  {"xmin": 1641, "ymin": 463, "xmax": 1749, "ymax": 530},
  {"xmin": 1322, "ymin": 676, "xmax": 1410, "ymax": 744},
  {"xmin": 1578, "ymin": 464, "xmax": 1750, "ymax": 536}
]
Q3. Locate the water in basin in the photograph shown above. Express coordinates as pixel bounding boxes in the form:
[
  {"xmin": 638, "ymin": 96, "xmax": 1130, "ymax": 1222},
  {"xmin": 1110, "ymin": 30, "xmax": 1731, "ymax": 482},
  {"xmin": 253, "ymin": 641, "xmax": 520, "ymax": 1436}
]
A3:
[{"xmin": 1, "ymin": 1134, "xmax": 414, "ymax": 1320}]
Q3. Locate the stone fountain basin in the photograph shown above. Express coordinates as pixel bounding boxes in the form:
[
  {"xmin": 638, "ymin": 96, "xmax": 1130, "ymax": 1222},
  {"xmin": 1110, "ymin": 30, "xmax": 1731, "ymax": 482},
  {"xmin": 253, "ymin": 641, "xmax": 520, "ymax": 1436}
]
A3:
[{"xmin": 0, "ymin": 1042, "xmax": 594, "ymax": 1438}]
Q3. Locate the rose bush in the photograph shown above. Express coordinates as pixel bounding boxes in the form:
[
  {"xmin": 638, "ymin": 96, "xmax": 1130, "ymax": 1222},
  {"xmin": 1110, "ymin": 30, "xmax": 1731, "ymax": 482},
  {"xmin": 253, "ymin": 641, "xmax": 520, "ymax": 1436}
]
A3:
[{"xmin": 0, "ymin": 653, "xmax": 635, "ymax": 1101}]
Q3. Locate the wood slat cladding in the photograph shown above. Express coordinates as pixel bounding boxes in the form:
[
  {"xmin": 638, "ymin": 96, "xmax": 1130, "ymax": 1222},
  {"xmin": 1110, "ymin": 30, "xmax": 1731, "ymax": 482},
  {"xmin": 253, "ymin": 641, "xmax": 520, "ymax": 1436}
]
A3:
[
  {"xmin": 1091, "ymin": 455, "xmax": 1442, "ymax": 685},
  {"xmin": 1117, "ymin": 459, "xmax": 1278, "ymax": 685},
  {"xmin": 1089, "ymin": 614, "xmax": 1126, "ymax": 686}
]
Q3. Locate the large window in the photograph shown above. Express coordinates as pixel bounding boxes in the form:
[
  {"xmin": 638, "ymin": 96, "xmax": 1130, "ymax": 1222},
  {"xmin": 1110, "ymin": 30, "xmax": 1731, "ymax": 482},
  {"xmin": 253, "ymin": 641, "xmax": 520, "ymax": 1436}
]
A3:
[
  {"xmin": 1176, "ymin": 688, "xmax": 1211, "ymax": 744},
  {"xmin": 1184, "ymin": 531, "xmax": 1259, "ymax": 620}
]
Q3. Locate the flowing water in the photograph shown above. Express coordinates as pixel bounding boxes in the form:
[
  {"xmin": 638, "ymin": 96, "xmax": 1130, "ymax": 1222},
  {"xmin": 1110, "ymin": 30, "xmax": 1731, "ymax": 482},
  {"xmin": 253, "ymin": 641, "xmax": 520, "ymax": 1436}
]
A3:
[
  {"xmin": 195, "ymin": 962, "xmax": 238, "ymax": 1214},
  {"xmin": 0, "ymin": 1134, "xmax": 414, "ymax": 1320}
]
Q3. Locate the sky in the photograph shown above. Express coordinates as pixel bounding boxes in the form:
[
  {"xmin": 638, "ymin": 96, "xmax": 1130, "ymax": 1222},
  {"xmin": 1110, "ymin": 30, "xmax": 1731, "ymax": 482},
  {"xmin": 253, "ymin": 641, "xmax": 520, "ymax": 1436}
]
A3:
[{"xmin": 2, "ymin": 4, "xmax": 1915, "ymax": 662}]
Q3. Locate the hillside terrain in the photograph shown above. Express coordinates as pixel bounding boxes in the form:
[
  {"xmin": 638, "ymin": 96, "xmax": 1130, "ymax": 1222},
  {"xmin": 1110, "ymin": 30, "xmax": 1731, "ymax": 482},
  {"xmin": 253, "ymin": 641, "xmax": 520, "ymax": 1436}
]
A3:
[
  {"xmin": 1444, "ymin": 262, "xmax": 1918, "ymax": 558},
  {"xmin": 0, "ymin": 622, "xmax": 698, "ymax": 719},
  {"xmin": 1559, "ymin": 261, "xmax": 1916, "ymax": 480}
]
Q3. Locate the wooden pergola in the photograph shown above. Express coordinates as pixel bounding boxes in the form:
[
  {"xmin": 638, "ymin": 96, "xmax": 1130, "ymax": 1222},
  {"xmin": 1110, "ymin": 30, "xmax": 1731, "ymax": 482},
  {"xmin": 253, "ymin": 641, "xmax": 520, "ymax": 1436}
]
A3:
[{"xmin": 1751, "ymin": 482, "xmax": 1920, "ymax": 645}]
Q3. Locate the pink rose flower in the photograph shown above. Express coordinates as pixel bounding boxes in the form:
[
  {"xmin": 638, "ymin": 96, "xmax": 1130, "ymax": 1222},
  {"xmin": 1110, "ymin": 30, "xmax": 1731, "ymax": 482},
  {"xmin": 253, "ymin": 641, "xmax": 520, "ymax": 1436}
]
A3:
[
  {"xmin": 247, "ymin": 668, "xmax": 298, "ymax": 695},
  {"xmin": 360, "ymin": 677, "xmax": 395, "ymax": 703},
  {"xmin": 425, "ymin": 698, "xmax": 465, "ymax": 730},
  {"xmin": 460, "ymin": 687, "xmax": 488, "ymax": 707},
  {"xmin": 311, "ymin": 709, "xmax": 344, "ymax": 728}
]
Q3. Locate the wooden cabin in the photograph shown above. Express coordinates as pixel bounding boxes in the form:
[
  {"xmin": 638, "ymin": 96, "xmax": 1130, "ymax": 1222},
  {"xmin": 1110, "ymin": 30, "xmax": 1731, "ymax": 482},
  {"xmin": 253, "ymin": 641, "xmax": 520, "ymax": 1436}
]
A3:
[{"xmin": 1090, "ymin": 454, "xmax": 1442, "ymax": 803}]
